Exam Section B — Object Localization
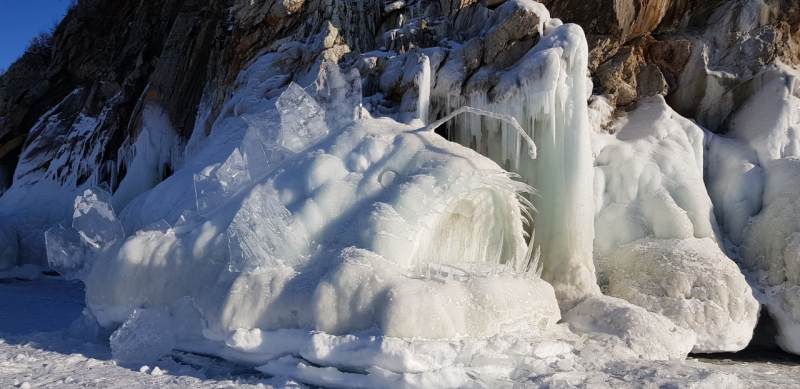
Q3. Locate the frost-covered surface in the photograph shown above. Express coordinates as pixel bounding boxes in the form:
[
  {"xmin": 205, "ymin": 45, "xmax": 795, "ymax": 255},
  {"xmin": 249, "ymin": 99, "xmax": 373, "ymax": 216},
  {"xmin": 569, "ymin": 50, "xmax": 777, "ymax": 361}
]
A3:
[
  {"xmin": 703, "ymin": 63, "xmax": 800, "ymax": 353},
  {"xmin": 592, "ymin": 96, "xmax": 759, "ymax": 352}
]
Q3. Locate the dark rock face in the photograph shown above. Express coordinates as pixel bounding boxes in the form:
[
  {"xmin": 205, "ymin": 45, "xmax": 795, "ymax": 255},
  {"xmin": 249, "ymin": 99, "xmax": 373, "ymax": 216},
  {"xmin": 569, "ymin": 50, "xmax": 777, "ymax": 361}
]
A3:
[{"xmin": 0, "ymin": 0, "xmax": 229, "ymax": 190}]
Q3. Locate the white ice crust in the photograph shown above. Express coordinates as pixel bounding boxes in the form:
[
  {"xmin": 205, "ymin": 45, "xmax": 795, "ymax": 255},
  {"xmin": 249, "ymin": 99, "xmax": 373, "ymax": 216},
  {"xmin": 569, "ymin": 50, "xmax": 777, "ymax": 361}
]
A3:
[
  {"xmin": 592, "ymin": 96, "xmax": 759, "ymax": 352},
  {"xmin": 703, "ymin": 64, "xmax": 800, "ymax": 353}
]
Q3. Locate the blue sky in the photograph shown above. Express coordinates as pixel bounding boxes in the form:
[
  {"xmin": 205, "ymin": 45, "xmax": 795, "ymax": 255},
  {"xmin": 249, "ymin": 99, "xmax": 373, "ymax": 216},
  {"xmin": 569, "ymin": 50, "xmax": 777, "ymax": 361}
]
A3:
[{"xmin": 0, "ymin": 0, "xmax": 74, "ymax": 71}]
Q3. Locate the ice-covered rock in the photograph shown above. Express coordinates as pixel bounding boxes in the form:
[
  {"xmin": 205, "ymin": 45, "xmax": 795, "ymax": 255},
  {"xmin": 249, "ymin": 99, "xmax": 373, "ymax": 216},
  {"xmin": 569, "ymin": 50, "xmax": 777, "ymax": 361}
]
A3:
[
  {"xmin": 593, "ymin": 96, "xmax": 759, "ymax": 352},
  {"xmin": 562, "ymin": 295, "xmax": 695, "ymax": 361},
  {"xmin": 438, "ymin": 14, "xmax": 600, "ymax": 309},
  {"xmin": 702, "ymin": 64, "xmax": 800, "ymax": 353},
  {"xmin": 55, "ymin": 57, "xmax": 561, "ymax": 349},
  {"xmin": 604, "ymin": 238, "xmax": 759, "ymax": 353},
  {"xmin": 741, "ymin": 158, "xmax": 800, "ymax": 353},
  {"xmin": 593, "ymin": 96, "xmax": 714, "ymax": 253},
  {"xmin": 742, "ymin": 158, "xmax": 800, "ymax": 288}
]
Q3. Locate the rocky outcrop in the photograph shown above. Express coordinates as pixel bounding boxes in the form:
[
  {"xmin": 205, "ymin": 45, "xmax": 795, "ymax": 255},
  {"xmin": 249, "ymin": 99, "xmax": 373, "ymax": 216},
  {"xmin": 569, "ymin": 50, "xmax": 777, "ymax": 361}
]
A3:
[{"xmin": 542, "ymin": 0, "xmax": 800, "ymax": 121}]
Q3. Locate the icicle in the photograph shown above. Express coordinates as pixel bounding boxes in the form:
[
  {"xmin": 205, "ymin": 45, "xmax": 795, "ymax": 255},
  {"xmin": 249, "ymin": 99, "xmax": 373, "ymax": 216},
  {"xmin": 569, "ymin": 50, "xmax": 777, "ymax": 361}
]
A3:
[
  {"xmin": 415, "ymin": 55, "xmax": 432, "ymax": 124},
  {"xmin": 419, "ymin": 106, "xmax": 537, "ymax": 159}
]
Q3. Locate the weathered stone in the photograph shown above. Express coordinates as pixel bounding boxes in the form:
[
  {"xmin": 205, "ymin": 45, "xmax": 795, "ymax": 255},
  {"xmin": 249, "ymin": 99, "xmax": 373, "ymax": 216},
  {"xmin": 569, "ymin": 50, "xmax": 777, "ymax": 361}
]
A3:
[
  {"xmin": 542, "ymin": 0, "xmax": 670, "ymax": 43},
  {"xmin": 635, "ymin": 63, "xmax": 668, "ymax": 98},
  {"xmin": 483, "ymin": 0, "xmax": 544, "ymax": 68}
]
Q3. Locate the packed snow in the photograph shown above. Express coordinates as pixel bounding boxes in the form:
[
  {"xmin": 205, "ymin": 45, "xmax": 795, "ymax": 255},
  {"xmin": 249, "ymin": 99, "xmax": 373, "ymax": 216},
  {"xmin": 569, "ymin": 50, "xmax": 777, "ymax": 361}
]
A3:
[{"xmin": 592, "ymin": 96, "xmax": 759, "ymax": 352}]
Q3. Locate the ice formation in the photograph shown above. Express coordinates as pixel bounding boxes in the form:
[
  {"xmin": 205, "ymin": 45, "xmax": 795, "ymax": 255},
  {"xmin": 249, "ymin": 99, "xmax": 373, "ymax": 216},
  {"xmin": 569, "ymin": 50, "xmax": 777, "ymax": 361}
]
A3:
[
  {"xmin": 592, "ymin": 96, "xmax": 759, "ymax": 352},
  {"xmin": 45, "ymin": 49, "xmax": 567, "ymax": 373},
  {"xmin": 12, "ymin": 0, "xmax": 797, "ymax": 384},
  {"xmin": 437, "ymin": 2, "xmax": 599, "ymax": 309},
  {"xmin": 703, "ymin": 64, "xmax": 800, "ymax": 353},
  {"xmin": 562, "ymin": 295, "xmax": 695, "ymax": 361}
]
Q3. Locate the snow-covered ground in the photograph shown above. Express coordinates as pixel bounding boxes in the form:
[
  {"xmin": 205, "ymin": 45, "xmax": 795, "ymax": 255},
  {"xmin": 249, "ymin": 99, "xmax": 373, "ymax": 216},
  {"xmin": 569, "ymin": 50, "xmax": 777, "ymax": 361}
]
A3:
[{"xmin": 1, "ymin": 275, "xmax": 800, "ymax": 388}]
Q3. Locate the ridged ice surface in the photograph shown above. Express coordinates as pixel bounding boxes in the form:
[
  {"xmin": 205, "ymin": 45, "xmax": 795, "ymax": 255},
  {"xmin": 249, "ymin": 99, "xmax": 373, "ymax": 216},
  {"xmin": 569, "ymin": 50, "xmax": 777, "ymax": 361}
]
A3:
[{"xmin": 439, "ymin": 21, "xmax": 599, "ymax": 308}]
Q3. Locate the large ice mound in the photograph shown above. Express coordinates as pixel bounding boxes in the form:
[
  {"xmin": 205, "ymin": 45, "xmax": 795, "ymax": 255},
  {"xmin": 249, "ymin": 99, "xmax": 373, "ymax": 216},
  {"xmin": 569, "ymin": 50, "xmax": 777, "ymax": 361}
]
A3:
[
  {"xmin": 47, "ymin": 73, "xmax": 560, "ymax": 367},
  {"xmin": 703, "ymin": 64, "xmax": 800, "ymax": 353},
  {"xmin": 592, "ymin": 96, "xmax": 759, "ymax": 352}
]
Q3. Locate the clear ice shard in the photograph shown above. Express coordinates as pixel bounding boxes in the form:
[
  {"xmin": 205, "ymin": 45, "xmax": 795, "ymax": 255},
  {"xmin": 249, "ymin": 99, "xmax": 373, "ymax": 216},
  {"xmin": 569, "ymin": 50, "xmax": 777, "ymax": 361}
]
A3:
[
  {"xmin": 45, "ymin": 225, "xmax": 97, "ymax": 280},
  {"xmin": 315, "ymin": 60, "xmax": 362, "ymax": 130},
  {"xmin": 276, "ymin": 82, "xmax": 329, "ymax": 153},
  {"xmin": 110, "ymin": 308, "xmax": 176, "ymax": 365},
  {"xmin": 241, "ymin": 109, "xmax": 285, "ymax": 179},
  {"xmin": 194, "ymin": 148, "xmax": 252, "ymax": 216},
  {"xmin": 226, "ymin": 184, "xmax": 310, "ymax": 273},
  {"xmin": 72, "ymin": 184, "xmax": 124, "ymax": 245}
]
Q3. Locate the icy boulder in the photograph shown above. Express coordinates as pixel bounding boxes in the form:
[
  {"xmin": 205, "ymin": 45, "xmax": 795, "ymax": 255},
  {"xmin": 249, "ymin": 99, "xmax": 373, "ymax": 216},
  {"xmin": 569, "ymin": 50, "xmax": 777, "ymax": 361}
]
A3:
[
  {"xmin": 742, "ymin": 158, "xmax": 800, "ymax": 353},
  {"xmin": 0, "ymin": 221, "xmax": 18, "ymax": 271},
  {"xmin": 701, "ymin": 65, "xmax": 800, "ymax": 353},
  {"xmin": 604, "ymin": 239, "xmax": 759, "ymax": 352},
  {"xmin": 593, "ymin": 96, "xmax": 759, "ymax": 352},
  {"xmin": 562, "ymin": 295, "xmax": 695, "ymax": 361}
]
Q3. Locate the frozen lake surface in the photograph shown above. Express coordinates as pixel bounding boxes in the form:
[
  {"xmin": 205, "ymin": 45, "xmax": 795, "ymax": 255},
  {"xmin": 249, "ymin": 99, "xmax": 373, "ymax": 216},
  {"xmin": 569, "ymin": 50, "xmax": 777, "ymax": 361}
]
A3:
[{"xmin": 1, "ymin": 276, "xmax": 800, "ymax": 388}]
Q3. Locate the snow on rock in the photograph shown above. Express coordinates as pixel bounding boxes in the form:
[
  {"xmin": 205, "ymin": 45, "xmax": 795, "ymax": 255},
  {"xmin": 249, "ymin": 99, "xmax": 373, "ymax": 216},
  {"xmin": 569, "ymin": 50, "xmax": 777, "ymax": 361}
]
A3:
[
  {"xmin": 438, "ymin": 12, "xmax": 600, "ymax": 309},
  {"xmin": 562, "ymin": 295, "xmax": 695, "ymax": 361},
  {"xmin": 742, "ymin": 158, "xmax": 800, "ymax": 353},
  {"xmin": 593, "ymin": 96, "xmax": 759, "ymax": 352},
  {"xmin": 702, "ymin": 64, "xmax": 800, "ymax": 353},
  {"xmin": 0, "ymin": 90, "xmax": 109, "ymax": 267}
]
